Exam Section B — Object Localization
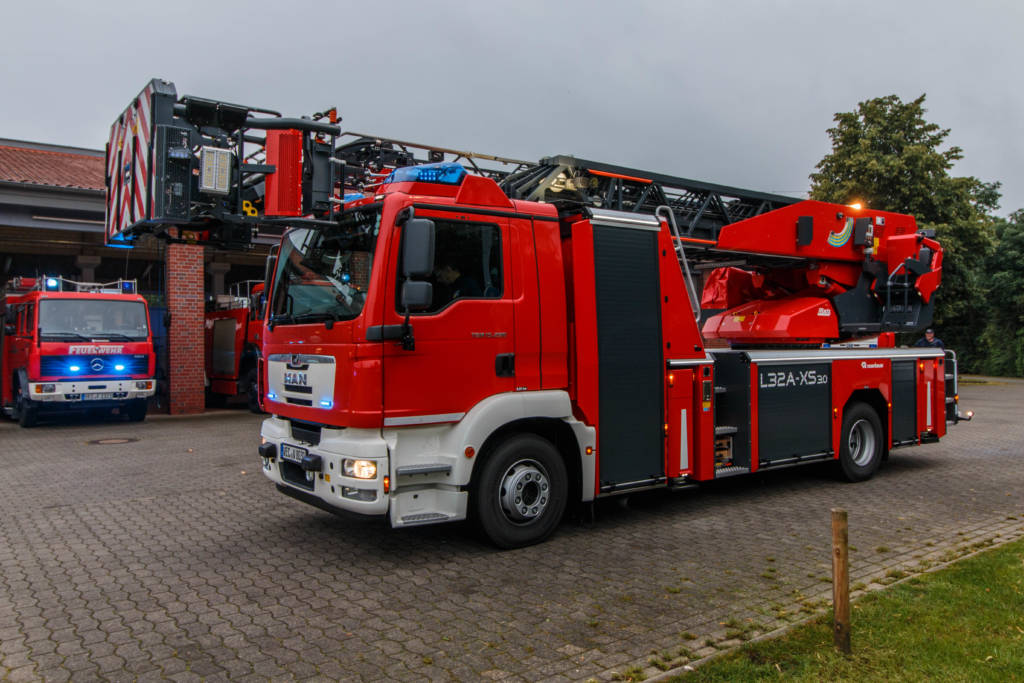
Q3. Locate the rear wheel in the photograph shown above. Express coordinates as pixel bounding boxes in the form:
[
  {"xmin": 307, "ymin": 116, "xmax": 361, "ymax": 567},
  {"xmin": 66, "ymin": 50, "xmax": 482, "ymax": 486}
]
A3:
[
  {"xmin": 838, "ymin": 402, "xmax": 883, "ymax": 482},
  {"xmin": 472, "ymin": 434, "xmax": 567, "ymax": 549}
]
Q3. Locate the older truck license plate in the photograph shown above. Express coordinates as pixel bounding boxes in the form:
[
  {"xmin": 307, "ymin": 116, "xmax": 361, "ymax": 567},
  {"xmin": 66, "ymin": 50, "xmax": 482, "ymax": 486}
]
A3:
[{"xmin": 280, "ymin": 443, "xmax": 307, "ymax": 464}]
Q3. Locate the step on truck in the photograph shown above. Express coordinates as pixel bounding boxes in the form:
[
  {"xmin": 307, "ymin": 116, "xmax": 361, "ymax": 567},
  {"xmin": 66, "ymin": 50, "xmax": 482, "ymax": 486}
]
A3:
[
  {"xmin": 205, "ymin": 280, "xmax": 266, "ymax": 412},
  {"xmin": 106, "ymin": 79, "xmax": 971, "ymax": 547},
  {"xmin": 1, "ymin": 277, "xmax": 156, "ymax": 427}
]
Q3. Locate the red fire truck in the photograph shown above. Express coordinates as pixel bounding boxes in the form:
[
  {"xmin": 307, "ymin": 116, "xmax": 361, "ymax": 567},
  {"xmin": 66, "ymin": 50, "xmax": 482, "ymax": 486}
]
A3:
[
  {"xmin": 1, "ymin": 277, "xmax": 156, "ymax": 427},
  {"xmin": 205, "ymin": 280, "xmax": 265, "ymax": 412},
  {"xmin": 107, "ymin": 80, "xmax": 970, "ymax": 547}
]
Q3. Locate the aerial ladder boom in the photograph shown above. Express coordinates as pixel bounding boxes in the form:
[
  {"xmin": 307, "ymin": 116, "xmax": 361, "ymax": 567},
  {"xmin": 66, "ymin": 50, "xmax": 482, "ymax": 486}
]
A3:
[{"xmin": 106, "ymin": 79, "xmax": 942, "ymax": 344}]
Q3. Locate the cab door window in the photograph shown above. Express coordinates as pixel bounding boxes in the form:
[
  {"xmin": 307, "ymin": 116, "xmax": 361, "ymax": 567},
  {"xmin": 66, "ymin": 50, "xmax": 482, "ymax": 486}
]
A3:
[{"xmin": 401, "ymin": 219, "xmax": 502, "ymax": 314}]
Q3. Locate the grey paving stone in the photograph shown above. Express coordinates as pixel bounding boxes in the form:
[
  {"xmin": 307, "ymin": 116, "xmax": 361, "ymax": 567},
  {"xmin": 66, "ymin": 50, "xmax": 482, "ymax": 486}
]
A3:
[{"xmin": 0, "ymin": 383, "xmax": 1020, "ymax": 680}]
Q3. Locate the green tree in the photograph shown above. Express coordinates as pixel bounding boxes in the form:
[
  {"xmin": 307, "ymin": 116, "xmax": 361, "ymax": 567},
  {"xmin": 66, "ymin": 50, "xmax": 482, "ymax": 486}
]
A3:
[
  {"xmin": 980, "ymin": 211, "xmax": 1024, "ymax": 375},
  {"xmin": 809, "ymin": 94, "xmax": 1000, "ymax": 370}
]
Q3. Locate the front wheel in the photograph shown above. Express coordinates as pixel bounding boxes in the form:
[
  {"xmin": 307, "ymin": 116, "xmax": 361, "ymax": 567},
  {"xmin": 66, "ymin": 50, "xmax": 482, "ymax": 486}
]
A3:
[
  {"xmin": 472, "ymin": 434, "xmax": 568, "ymax": 549},
  {"xmin": 13, "ymin": 385, "xmax": 37, "ymax": 428},
  {"xmin": 245, "ymin": 368, "xmax": 263, "ymax": 414},
  {"xmin": 125, "ymin": 399, "xmax": 147, "ymax": 422},
  {"xmin": 838, "ymin": 402, "xmax": 883, "ymax": 482}
]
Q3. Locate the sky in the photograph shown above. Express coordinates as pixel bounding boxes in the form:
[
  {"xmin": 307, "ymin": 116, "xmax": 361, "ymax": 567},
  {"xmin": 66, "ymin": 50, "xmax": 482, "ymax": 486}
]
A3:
[{"xmin": 3, "ymin": 0, "xmax": 1022, "ymax": 214}]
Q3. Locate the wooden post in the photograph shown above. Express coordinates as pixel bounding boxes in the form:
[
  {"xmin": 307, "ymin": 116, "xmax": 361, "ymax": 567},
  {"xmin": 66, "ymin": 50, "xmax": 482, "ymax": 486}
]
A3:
[{"xmin": 831, "ymin": 508, "xmax": 851, "ymax": 654}]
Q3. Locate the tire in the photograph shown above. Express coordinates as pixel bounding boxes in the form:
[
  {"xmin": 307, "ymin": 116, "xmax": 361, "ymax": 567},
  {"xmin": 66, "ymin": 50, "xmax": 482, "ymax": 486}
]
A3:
[
  {"xmin": 838, "ymin": 402, "xmax": 883, "ymax": 482},
  {"xmin": 472, "ymin": 434, "xmax": 568, "ymax": 549},
  {"xmin": 126, "ymin": 399, "xmax": 147, "ymax": 422},
  {"xmin": 245, "ymin": 368, "xmax": 263, "ymax": 414},
  {"xmin": 15, "ymin": 388, "xmax": 37, "ymax": 428}
]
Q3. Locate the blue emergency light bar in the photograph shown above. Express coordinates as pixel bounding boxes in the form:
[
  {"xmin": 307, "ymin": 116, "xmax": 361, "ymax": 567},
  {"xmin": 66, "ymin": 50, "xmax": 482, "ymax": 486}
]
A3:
[{"xmin": 384, "ymin": 162, "xmax": 466, "ymax": 186}]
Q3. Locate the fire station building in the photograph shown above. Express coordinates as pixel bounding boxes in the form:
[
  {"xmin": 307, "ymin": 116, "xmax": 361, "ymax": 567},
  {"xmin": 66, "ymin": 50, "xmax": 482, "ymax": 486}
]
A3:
[{"xmin": 0, "ymin": 138, "xmax": 269, "ymax": 413}]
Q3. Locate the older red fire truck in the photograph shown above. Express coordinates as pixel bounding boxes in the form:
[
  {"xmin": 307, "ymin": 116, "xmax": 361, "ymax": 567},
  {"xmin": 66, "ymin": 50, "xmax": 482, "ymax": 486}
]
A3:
[
  {"xmin": 205, "ymin": 280, "xmax": 265, "ymax": 412},
  {"xmin": 107, "ymin": 79, "xmax": 969, "ymax": 547},
  {"xmin": 1, "ymin": 277, "xmax": 156, "ymax": 426}
]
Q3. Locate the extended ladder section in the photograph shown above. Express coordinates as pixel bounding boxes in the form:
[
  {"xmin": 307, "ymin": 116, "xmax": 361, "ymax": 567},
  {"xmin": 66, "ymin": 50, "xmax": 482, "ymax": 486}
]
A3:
[
  {"xmin": 333, "ymin": 133, "xmax": 532, "ymax": 190},
  {"xmin": 106, "ymin": 80, "xmax": 943, "ymax": 341},
  {"xmin": 500, "ymin": 155, "xmax": 799, "ymax": 243}
]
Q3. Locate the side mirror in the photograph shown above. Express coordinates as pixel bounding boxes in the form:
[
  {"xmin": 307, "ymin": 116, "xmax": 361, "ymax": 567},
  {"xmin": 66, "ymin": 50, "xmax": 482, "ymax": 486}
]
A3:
[
  {"xmin": 402, "ymin": 219, "xmax": 435, "ymax": 278},
  {"xmin": 401, "ymin": 281, "xmax": 433, "ymax": 312}
]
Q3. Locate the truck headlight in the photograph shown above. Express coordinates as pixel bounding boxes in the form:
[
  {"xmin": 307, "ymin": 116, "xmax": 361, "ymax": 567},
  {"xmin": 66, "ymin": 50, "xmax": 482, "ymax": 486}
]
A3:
[
  {"xmin": 135, "ymin": 381, "xmax": 153, "ymax": 390},
  {"xmin": 342, "ymin": 459, "xmax": 377, "ymax": 479},
  {"xmin": 35, "ymin": 384, "xmax": 56, "ymax": 393}
]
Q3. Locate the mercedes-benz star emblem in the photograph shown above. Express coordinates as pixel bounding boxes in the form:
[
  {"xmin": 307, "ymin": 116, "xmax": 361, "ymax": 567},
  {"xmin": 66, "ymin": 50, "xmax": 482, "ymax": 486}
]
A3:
[{"xmin": 90, "ymin": 357, "xmax": 105, "ymax": 372}]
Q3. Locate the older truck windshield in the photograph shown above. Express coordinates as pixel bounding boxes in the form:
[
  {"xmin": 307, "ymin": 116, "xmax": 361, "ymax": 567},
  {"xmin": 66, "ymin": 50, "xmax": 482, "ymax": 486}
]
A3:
[
  {"xmin": 270, "ymin": 207, "xmax": 381, "ymax": 325},
  {"xmin": 38, "ymin": 299, "xmax": 149, "ymax": 341}
]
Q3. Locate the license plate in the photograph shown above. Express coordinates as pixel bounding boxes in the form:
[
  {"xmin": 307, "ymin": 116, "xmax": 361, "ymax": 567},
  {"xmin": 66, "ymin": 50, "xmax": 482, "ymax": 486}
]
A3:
[
  {"xmin": 280, "ymin": 443, "xmax": 307, "ymax": 464},
  {"xmin": 86, "ymin": 393, "xmax": 114, "ymax": 400}
]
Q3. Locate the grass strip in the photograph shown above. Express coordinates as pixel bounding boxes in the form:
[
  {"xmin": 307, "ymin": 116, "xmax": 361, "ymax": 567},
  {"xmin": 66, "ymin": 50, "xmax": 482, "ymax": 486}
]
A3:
[{"xmin": 677, "ymin": 537, "xmax": 1024, "ymax": 681}]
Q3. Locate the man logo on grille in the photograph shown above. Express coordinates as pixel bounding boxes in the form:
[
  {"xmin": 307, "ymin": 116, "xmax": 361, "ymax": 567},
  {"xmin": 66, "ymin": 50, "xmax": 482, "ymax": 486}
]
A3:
[{"xmin": 90, "ymin": 357, "xmax": 105, "ymax": 372}]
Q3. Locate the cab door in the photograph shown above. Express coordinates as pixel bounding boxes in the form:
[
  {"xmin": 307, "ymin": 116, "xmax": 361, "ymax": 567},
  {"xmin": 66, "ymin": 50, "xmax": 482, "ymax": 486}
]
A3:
[
  {"xmin": 9, "ymin": 304, "xmax": 33, "ymax": 389},
  {"xmin": 381, "ymin": 212, "xmax": 515, "ymax": 425}
]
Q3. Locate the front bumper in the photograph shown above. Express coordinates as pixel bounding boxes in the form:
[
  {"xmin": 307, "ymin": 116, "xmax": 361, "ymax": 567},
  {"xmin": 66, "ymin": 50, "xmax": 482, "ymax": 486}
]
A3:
[
  {"xmin": 28, "ymin": 379, "xmax": 156, "ymax": 403},
  {"xmin": 260, "ymin": 416, "xmax": 390, "ymax": 517}
]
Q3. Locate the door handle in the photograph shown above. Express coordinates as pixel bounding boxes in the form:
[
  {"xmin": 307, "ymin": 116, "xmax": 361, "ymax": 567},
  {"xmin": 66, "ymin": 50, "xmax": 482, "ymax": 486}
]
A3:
[{"xmin": 495, "ymin": 353, "xmax": 515, "ymax": 378}]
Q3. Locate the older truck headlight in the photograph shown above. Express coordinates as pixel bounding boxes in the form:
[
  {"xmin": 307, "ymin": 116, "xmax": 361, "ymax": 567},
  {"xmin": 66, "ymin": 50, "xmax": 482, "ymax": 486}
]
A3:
[{"xmin": 342, "ymin": 459, "xmax": 377, "ymax": 479}]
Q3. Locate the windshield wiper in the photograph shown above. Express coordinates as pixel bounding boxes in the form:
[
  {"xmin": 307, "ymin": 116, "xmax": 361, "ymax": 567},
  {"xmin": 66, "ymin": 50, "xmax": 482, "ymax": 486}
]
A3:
[
  {"xmin": 270, "ymin": 311, "xmax": 344, "ymax": 328},
  {"xmin": 39, "ymin": 332, "xmax": 92, "ymax": 341},
  {"xmin": 95, "ymin": 333, "xmax": 145, "ymax": 341}
]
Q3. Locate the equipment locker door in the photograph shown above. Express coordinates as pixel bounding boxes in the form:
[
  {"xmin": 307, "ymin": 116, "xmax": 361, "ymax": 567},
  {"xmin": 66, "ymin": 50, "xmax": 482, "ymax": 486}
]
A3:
[{"xmin": 591, "ymin": 221, "xmax": 664, "ymax": 488}]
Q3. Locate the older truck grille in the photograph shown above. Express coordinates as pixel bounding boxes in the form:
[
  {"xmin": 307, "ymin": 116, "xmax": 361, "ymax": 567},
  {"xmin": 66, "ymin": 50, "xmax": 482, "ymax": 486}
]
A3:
[{"xmin": 38, "ymin": 354, "xmax": 148, "ymax": 377}]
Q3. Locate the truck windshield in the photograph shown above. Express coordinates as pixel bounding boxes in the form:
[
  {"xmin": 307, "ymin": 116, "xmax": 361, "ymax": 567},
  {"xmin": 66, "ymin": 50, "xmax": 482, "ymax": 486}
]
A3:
[
  {"xmin": 38, "ymin": 299, "xmax": 149, "ymax": 341},
  {"xmin": 270, "ymin": 206, "xmax": 381, "ymax": 325}
]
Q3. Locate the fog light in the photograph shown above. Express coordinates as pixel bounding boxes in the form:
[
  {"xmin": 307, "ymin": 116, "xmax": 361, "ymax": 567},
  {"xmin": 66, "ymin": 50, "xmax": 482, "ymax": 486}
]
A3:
[
  {"xmin": 341, "ymin": 487, "xmax": 376, "ymax": 502},
  {"xmin": 343, "ymin": 459, "xmax": 377, "ymax": 479}
]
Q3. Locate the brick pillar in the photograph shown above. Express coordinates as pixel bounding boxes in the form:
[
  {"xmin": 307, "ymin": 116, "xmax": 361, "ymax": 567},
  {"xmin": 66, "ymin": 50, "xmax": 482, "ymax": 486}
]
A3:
[{"xmin": 166, "ymin": 243, "xmax": 205, "ymax": 414}]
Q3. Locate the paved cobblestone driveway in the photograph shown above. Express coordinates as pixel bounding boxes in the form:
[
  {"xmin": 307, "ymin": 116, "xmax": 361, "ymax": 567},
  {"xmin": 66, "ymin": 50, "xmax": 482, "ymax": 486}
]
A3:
[{"xmin": 1, "ymin": 380, "xmax": 1022, "ymax": 682}]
